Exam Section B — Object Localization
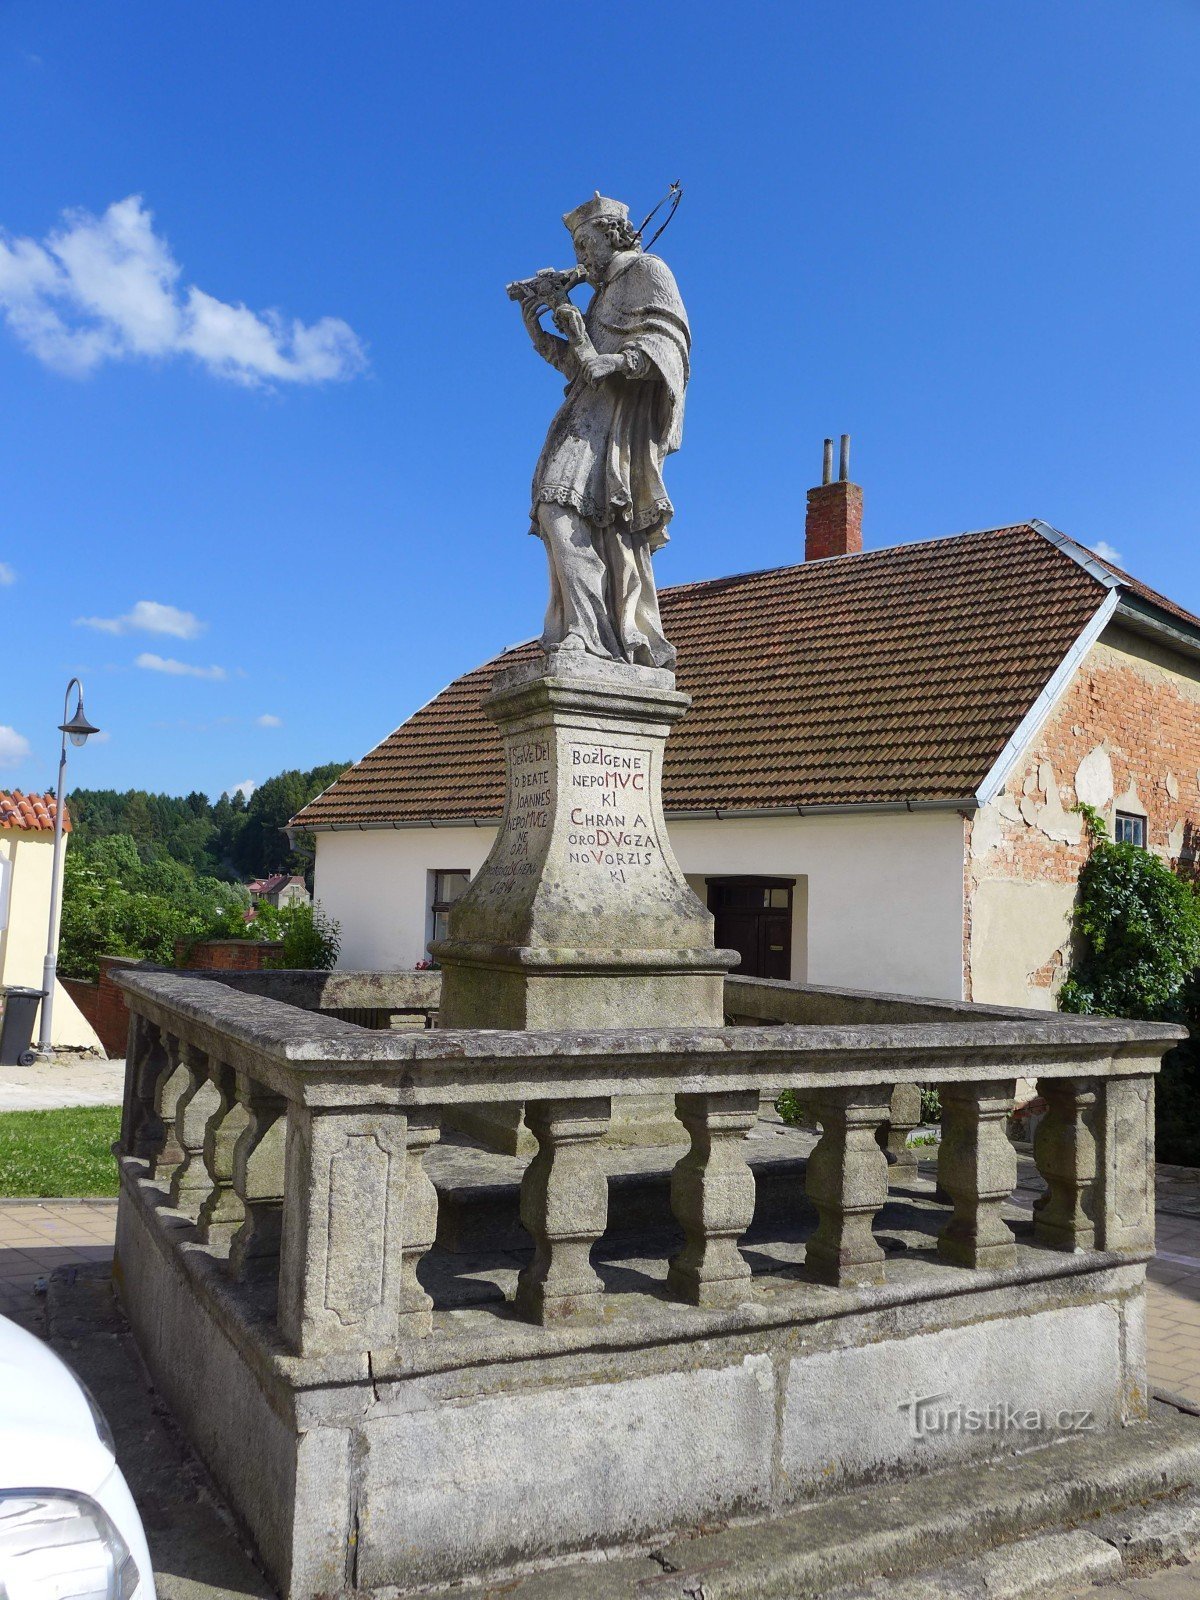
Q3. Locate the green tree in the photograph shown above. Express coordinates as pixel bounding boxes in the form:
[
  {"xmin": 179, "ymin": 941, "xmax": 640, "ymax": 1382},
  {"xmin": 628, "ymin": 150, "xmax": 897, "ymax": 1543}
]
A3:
[
  {"xmin": 65, "ymin": 761, "xmax": 348, "ymax": 884},
  {"xmin": 231, "ymin": 762, "xmax": 350, "ymax": 879},
  {"xmin": 58, "ymin": 835, "xmax": 248, "ymax": 981}
]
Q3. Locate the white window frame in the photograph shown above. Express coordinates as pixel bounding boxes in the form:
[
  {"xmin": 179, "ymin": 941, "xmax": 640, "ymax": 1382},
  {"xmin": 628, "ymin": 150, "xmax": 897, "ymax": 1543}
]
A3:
[{"xmin": 1114, "ymin": 811, "xmax": 1147, "ymax": 848}]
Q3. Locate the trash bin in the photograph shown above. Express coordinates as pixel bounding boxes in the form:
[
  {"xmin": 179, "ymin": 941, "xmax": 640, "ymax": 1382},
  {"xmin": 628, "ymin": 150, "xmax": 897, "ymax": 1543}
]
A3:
[{"xmin": 0, "ymin": 987, "xmax": 44, "ymax": 1067}]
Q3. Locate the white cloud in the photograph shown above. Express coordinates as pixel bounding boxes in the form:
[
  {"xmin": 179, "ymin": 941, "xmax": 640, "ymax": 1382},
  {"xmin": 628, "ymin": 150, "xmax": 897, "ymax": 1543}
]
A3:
[
  {"xmin": 255, "ymin": 713, "xmax": 283, "ymax": 728},
  {"xmin": 1092, "ymin": 540, "xmax": 1124, "ymax": 568},
  {"xmin": 136, "ymin": 652, "xmax": 226, "ymax": 680},
  {"xmin": 0, "ymin": 726, "xmax": 31, "ymax": 768},
  {"xmin": 76, "ymin": 598, "xmax": 204, "ymax": 639},
  {"xmin": 0, "ymin": 563, "xmax": 14, "ymax": 586},
  {"xmin": 226, "ymin": 779, "xmax": 256, "ymax": 800},
  {"xmin": 0, "ymin": 196, "xmax": 367, "ymax": 386}
]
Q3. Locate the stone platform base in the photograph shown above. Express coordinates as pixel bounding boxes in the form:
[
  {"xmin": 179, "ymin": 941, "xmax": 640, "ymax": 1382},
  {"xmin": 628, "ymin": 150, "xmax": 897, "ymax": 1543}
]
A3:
[
  {"xmin": 415, "ymin": 1415, "xmax": 1200, "ymax": 1598},
  {"xmin": 115, "ymin": 1154, "xmax": 1153, "ymax": 1599},
  {"xmin": 57, "ymin": 1259, "xmax": 1200, "ymax": 1600}
]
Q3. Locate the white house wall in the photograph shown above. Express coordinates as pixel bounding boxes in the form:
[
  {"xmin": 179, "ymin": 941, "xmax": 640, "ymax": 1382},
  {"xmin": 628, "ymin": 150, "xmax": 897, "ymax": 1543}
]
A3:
[
  {"xmin": 315, "ymin": 828, "xmax": 498, "ymax": 972},
  {"xmin": 669, "ymin": 812, "xmax": 966, "ymax": 999},
  {"xmin": 0, "ymin": 834, "xmax": 103, "ymax": 1052},
  {"xmin": 314, "ymin": 808, "xmax": 968, "ymax": 1002}
]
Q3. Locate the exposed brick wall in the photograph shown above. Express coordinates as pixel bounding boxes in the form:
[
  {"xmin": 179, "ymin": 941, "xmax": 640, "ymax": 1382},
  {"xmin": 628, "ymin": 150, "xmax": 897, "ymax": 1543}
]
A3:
[
  {"xmin": 174, "ymin": 938, "xmax": 284, "ymax": 971},
  {"xmin": 61, "ymin": 954, "xmax": 139, "ymax": 1058},
  {"xmin": 805, "ymin": 481, "xmax": 863, "ymax": 561},
  {"xmin": 966, "ymin": 623, "xmax": 1200, "ymax": 1004}
]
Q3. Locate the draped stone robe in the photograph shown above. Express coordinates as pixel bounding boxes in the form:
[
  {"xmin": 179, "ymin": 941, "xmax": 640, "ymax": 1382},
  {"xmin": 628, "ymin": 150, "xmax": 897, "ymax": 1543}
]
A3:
[{"xmin": 530, "ymin": 251, "xmax": 690, "ymax": 553}]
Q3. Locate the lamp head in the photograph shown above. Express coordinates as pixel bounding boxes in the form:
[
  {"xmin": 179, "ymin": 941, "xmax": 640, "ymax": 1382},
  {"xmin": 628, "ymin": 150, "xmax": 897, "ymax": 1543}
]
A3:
[{"xmin": 59, "ymin": 686, "xmax": 100, "ymax": 748}]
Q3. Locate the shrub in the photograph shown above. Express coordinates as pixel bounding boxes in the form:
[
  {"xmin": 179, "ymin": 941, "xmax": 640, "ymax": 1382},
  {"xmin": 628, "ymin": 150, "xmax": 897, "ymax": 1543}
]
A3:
[
  {"xmin": 1059, "ymin": 805, "xmax": 1200, "ymax": 1021},
  {"xmin": 1060, "ymin": 805, "xmax": 1200, "ymax": 1168},
  {"xmin": 274, "ymin": 900, "xmax": 341, "ymax": 970}
]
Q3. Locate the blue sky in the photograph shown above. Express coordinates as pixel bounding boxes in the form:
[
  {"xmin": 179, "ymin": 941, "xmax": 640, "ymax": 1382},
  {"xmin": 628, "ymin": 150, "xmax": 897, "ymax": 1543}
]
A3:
[{"xmin": 2, "ymin": 0, "xmax": 1199, "ymax": 800}]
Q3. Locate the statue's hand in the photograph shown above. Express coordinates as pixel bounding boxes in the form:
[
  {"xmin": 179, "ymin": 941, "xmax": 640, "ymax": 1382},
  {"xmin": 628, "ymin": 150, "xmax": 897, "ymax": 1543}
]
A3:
[
  {"xmin": 579, "ymin": 352, "xmax": 626, "ymax": 385},
  {"xmin": 520, "ymin": 294, "xmax": 547, "ymax": 333},
  {"xmin": 552, "ymin": 303, "xmax": 586, "ymax": 341}
]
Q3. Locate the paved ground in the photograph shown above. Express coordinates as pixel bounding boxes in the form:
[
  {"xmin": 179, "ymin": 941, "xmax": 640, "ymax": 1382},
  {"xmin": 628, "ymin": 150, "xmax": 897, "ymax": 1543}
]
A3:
[
  {"xmin": 1148, "ymin": 1211, "xmax": 1200, "ymax": 1407},
  {"xmin": 0, "ymin": 1198, "xmax": 118, "ymax": 1332},
  {"xmin": 0, "ymin": 1055, "xmax": 125, "ymax": 1111}
]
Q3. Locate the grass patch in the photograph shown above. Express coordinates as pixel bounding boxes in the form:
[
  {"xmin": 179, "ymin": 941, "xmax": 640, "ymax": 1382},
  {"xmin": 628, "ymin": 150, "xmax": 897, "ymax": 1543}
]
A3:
[{"xmin": 0, "ymin": 1107, "xmax": 121, "ymax": 1198}]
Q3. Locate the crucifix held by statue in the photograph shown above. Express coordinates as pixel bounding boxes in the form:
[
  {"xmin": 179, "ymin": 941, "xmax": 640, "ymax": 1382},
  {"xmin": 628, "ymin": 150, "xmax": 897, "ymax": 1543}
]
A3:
[{"xmin": 507, "ymin": 193, "xmax": 690, "ymax": 671}]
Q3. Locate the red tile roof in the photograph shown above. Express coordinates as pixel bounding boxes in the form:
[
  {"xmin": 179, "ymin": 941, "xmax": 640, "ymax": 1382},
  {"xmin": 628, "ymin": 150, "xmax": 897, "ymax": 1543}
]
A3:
[
  {"xmin": 0, "ymin": 791, "xmax": 70, "ymax": 833},
  {"xmin": 291, "ymin": 523, "xmax": 1193, "ymax": 830}
]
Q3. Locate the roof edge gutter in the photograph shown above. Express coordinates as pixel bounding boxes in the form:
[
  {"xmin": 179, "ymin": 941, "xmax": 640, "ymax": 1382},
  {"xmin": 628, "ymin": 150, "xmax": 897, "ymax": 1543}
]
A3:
[
  {"xmin": 1113, "ymin": 597, "xmax": 1200, "ymax": 663},
  {"xmin": 973, "ymin": 586, "xmax": 1120, "ymax": 809},
  {"xmin": 297, "ymin": 796, "xmax": 978, "ymax": 835}
]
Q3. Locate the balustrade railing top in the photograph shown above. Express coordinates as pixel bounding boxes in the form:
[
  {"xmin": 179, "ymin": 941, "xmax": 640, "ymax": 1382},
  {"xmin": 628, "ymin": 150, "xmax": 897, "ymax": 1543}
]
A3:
[
  {"xmin": 112, "ymin": 965, "xmax": 1179, "ymax": 1360},
  {"xmin": 118, "ymin": 968, "xmax": 1170, "ymax": 1103}
]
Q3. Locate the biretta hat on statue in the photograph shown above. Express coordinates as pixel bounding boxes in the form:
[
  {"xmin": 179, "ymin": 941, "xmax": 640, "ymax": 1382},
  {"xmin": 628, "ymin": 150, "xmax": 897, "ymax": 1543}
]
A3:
[{"xmin": 563, "ymin": 192, "xmax": 629, "ymax": 234}]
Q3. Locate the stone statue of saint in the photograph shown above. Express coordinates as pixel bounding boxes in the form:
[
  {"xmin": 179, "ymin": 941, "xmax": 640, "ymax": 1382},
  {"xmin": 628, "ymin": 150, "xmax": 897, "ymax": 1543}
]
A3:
[{"xmin": 510, "ymin": 194, "xmax": 690, "ymax": 671}]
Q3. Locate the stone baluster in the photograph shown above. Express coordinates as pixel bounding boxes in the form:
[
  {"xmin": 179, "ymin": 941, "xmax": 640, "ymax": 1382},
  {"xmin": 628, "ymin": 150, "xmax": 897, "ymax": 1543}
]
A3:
[
  {"xmin": 1096, "ymin": 1074, "xmax": 1156, "ymax": 1255},
  {"xmin": 278, "ymin": 1106, "xmax": 437, "ymax": 1355},
  {"xmin": 667, "ymin": 1091, "xmax": 759, "ymax": 1307},
  {"xmin": 1032, "ymin": 1077, "xmax": 1099, "ymax": 1251},
  {"xmin": 148, "ymin": 1033, "xmax": 189, "ymax": 1182},
  {"xmin": 877, "ymin": 1083, "xmax": 923, "ymax": 1175},
  {"xmin": 228, "ymin": 1078, "xmax": 288, "ymax": 1281},
  {"xmin": 514, "ymin": 1097, "xmax": 611, "ymax": 1325},
  {"xmin": 937, "ymin": 1080, "xmax": 1017, "ymax": 1268},
  {"xmin": 803, "ymin": 1087, "xmax": 892, "ymax": 1287},
  {"xmin": 122, "ymin": 1017, "xmax": 168, "ymax": 1161},
  {"xmin": 197, "ymin": 1060, "xmax": 251, "ymax": 1248},
  {"xmin": 397, "ymin": 1110, "xmax": 441, "ymax": 1332},
  {"xmin": 167, "ymin": 1045, "xmax": 221, "ymax": 1217}
]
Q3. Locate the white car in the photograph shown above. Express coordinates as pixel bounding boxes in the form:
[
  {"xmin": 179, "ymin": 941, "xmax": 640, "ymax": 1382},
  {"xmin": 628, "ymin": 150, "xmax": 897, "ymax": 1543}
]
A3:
[{"xmin": 0, "ymin": 1310, "xmax": 155, "ymax": 1600}]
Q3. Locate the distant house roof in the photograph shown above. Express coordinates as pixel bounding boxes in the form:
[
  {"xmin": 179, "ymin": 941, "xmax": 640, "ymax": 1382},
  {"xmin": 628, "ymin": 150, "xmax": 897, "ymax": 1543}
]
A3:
[
  {"xmin": 248, "ymin": 873, "xmax": 305, "ymax": 896},
  {"xmin": 0, "ymin": 792, "xmax": 70, "ymax": 833},
  {"xmin": 290, "ymin": 522, "xmax": 1200, "ymax": 831}
]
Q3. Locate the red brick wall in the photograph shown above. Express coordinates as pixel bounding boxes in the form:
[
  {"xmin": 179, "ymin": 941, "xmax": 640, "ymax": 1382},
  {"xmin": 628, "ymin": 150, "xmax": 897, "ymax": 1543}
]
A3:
[
  {"xmin": 965, "ymin": 624, "xmax": 1200, "ymax": 1004},
  {"xmin": 173, "ymin": 938, "xmax": 284, "ymax": 971},
  {"xmin": 61, "ymin": 955, "xmax": 138, "ymax": 1057},
  {"xmin": 805, "ymin": 481, "xmax": 863, "ymax": 561}
]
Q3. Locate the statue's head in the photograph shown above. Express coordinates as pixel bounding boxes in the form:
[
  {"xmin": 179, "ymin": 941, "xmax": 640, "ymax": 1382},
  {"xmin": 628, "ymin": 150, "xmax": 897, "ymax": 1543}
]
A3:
[{"xmin": 563, "ymin": 193, "xmax": 640, "ymax": 283}]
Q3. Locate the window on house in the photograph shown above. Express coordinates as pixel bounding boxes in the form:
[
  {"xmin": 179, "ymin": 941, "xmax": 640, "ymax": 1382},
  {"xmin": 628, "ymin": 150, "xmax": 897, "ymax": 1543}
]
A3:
[
  {"xmin": 1115, "ymin": 812, "xmax": 1147, "ymax": 848},
  {"xmin": 429, "ymin": 870, "xmax": 471, "ymax": 945}
]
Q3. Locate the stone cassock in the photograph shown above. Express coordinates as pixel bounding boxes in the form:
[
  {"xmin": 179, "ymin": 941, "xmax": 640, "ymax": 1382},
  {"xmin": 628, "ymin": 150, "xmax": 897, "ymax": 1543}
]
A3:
[{"xmin": 510, "ymin": 193, "xmax": 690, "ymax": 671}]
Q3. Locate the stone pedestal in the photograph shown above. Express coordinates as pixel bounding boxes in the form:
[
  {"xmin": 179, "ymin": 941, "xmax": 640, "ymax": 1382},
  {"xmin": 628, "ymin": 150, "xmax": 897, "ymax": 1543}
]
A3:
[{"xmin": 433, "ymin": 650, "xmax": 735, "ymax": 1152}]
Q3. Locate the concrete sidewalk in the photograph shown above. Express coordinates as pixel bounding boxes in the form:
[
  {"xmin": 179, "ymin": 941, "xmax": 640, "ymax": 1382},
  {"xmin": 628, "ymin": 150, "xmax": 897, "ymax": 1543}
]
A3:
[{"xmin": 0, "ymin": 1056, "xmax": 125, "ymax": 1111}]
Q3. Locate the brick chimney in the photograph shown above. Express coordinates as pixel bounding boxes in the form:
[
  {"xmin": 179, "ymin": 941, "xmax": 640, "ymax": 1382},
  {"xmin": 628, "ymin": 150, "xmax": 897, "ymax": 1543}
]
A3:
[{"xmin": 805, "ymin": 435, "xmax": 862, "ymax": 560}]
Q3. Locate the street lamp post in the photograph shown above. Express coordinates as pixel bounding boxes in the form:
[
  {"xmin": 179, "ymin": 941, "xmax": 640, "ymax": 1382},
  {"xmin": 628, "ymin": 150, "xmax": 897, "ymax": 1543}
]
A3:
[{"xmin": 37, "ymin": 678, "xmax": 100, "ymax": 1054}]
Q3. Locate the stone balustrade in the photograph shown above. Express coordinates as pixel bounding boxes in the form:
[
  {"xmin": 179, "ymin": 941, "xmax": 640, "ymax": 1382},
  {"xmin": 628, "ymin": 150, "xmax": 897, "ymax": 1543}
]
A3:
[{"xmin": 114, "ymin": 967, "xmax": 1173, "ymax": 1358}]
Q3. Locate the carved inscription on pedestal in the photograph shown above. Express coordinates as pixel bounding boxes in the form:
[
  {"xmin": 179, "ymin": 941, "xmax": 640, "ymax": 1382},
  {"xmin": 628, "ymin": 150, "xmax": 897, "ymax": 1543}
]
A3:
[
  {"xmin": 499, "ymin": 739, "xmax": 551, "ymax": 885},
  {"xmin": 565, "ymin": 742, "xmax": 660, "ymax": 886}
]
